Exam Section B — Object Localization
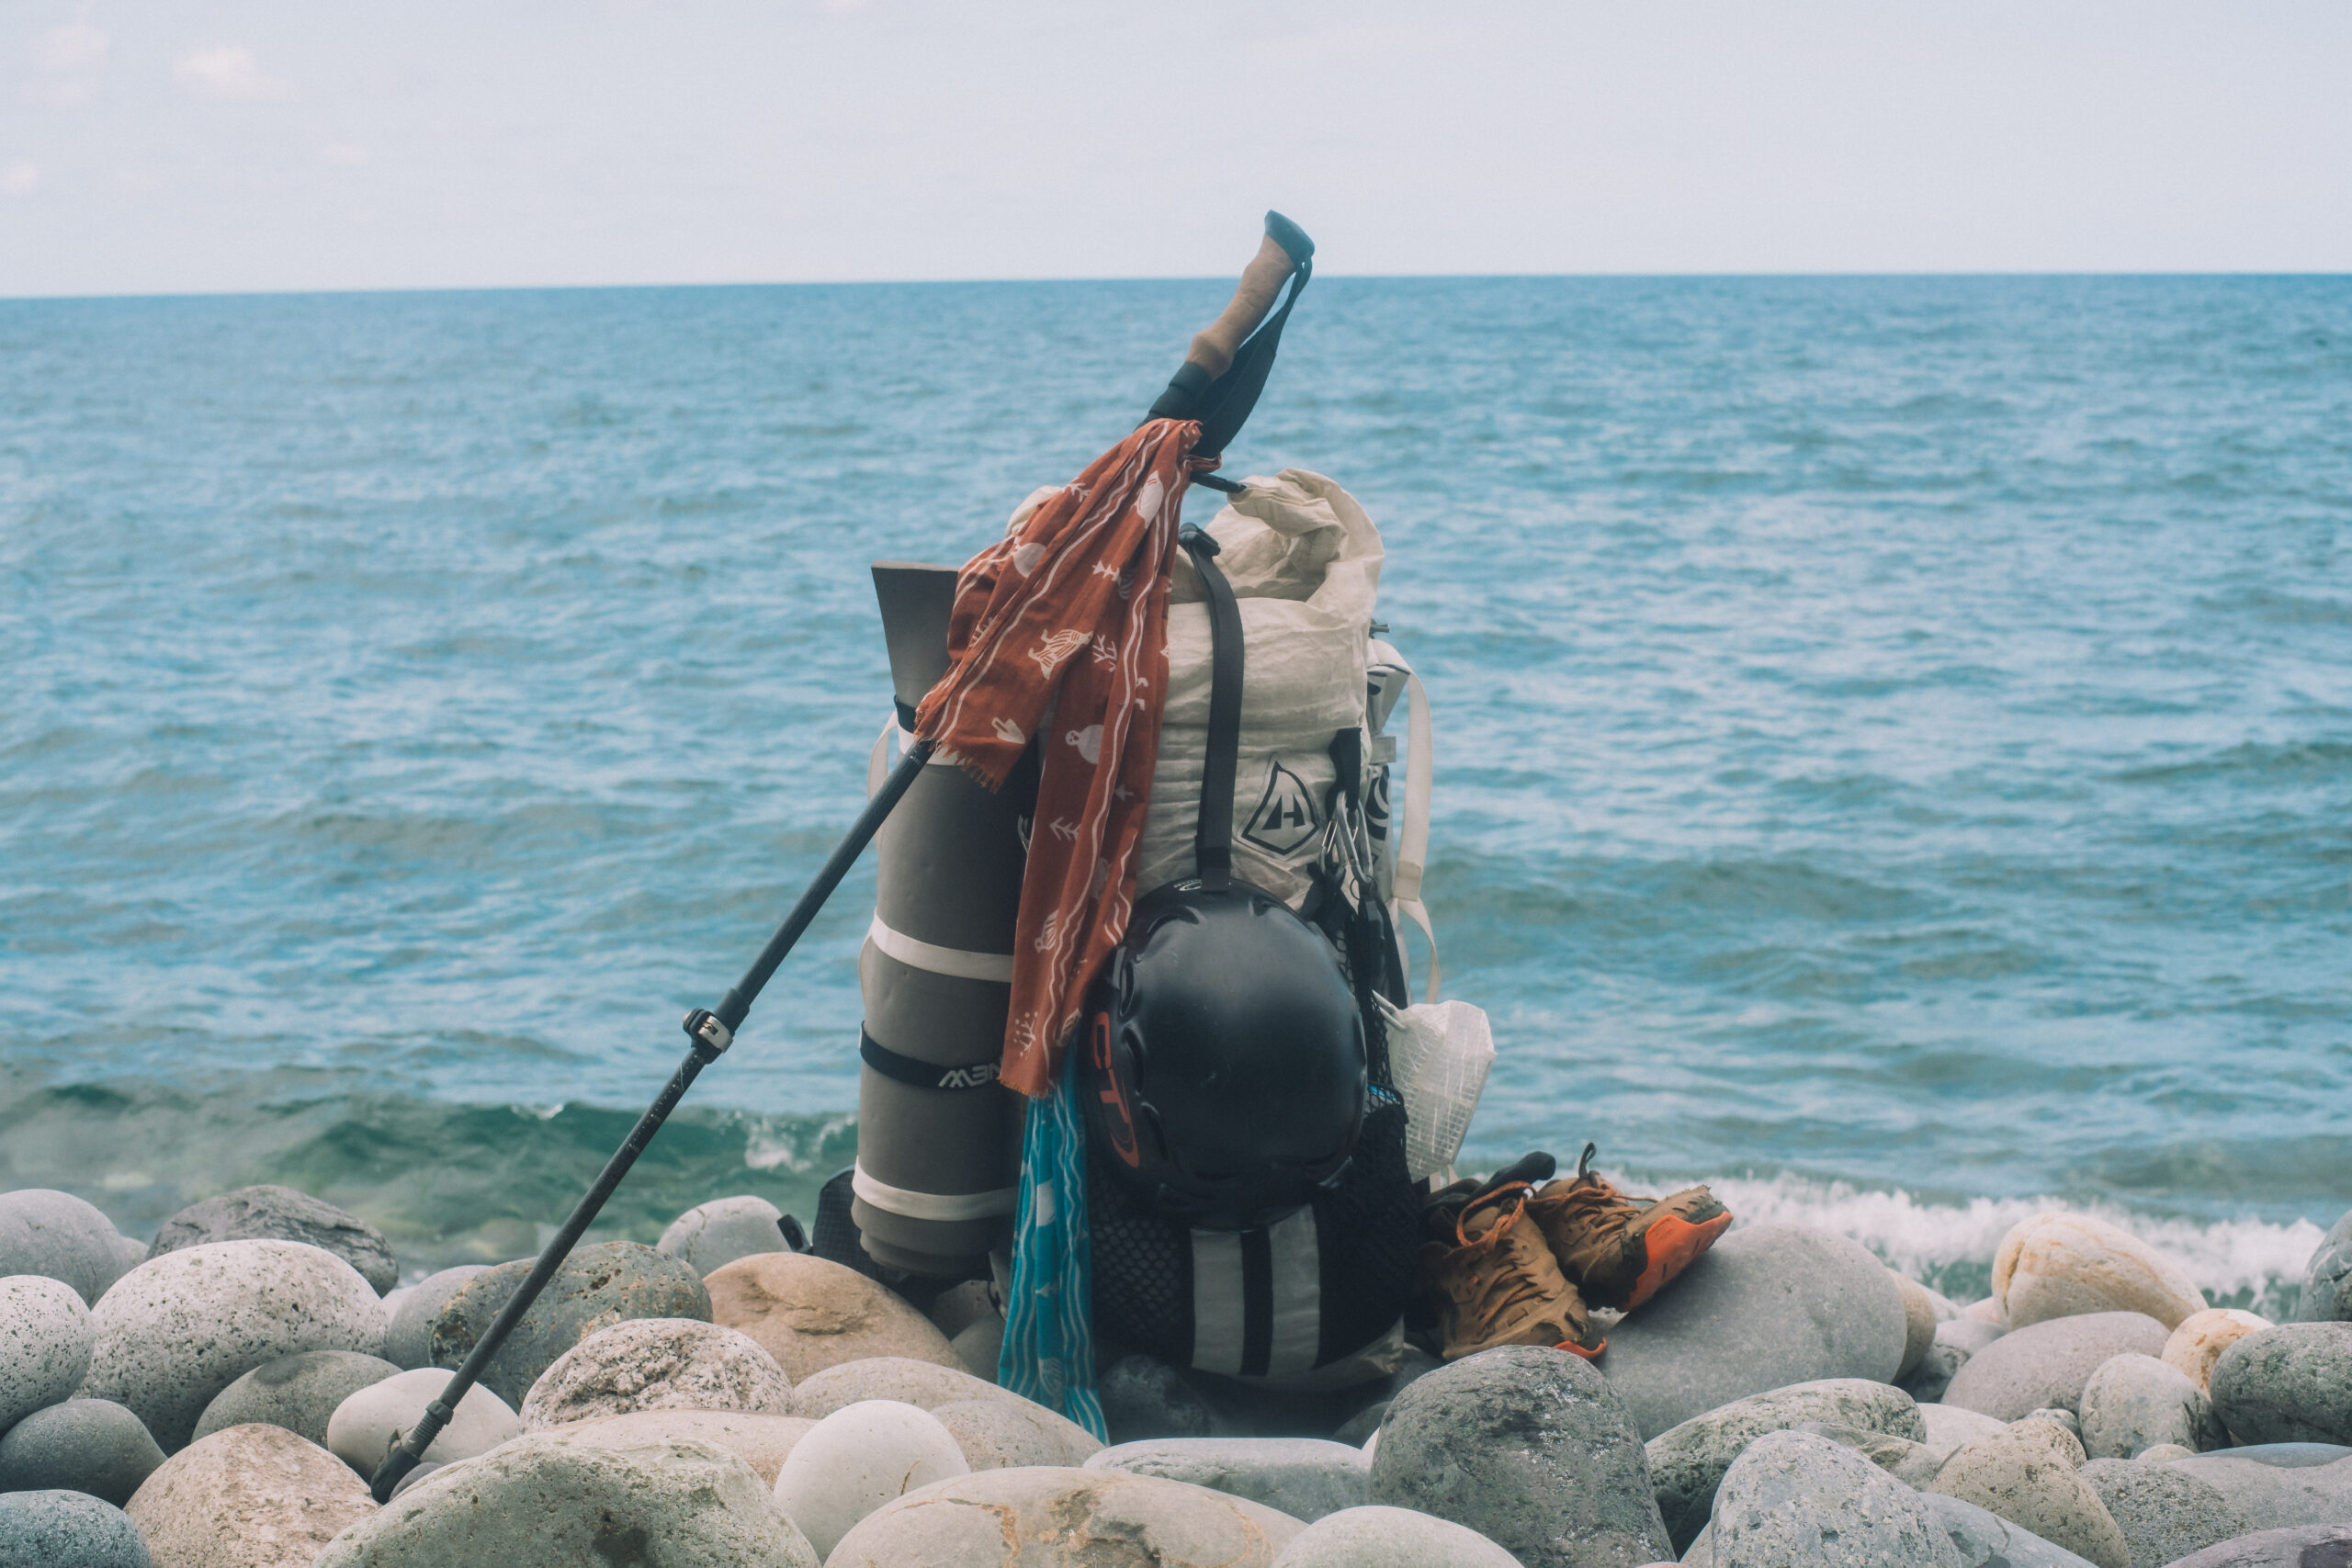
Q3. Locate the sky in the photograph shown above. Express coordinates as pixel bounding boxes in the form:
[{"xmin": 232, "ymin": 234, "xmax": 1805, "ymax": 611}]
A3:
[{"xmin": 2, "ymin": 1, "xmax": 2348, "ymax": 297}]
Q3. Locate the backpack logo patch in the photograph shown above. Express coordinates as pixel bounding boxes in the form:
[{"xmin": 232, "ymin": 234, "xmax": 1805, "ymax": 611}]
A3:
[{"xmin": 1241, "ymin": 756, "xmax": 1320, "ymax": 858}]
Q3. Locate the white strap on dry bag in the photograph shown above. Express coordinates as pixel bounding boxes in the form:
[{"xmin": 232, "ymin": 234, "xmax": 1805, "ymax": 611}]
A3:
[{"xmin": 1369, "ymin": 640, "xmax": 1437, "ymax": 1000}]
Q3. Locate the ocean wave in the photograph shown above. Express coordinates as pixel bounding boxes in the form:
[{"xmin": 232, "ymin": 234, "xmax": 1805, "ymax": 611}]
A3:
[{"xmin": 1657, "ymin": 1167, "xmax": 2325, "ymax": 1314}]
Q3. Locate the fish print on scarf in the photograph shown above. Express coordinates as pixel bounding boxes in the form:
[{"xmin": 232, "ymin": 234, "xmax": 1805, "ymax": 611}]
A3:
[{"xmin": 912, "ymin": 417, "xmax": 1209, "ymax": 1097}]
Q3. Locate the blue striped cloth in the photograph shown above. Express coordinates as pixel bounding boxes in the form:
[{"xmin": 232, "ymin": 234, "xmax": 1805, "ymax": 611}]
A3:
[{"xmin": 996, "ymin": 1053, "xmax": 1108, "ymax": 1440}]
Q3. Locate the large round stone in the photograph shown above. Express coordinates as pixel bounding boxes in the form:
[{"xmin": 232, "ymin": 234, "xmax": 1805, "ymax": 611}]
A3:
[
  {"xmin": 931, "ymin": 1396, "xmax": 1102, "ymax": 1470},
  {"xmin": 1, "ymin": 1273, "xmax": 93, "ymax": 1429},
  {"xmin": 1940, "ymin": 1311, "xmax": 2170, "ymax": 1421},
  {"xmin": 518, "ymin": 1316, "xmax": 793, "ymax": 1429},
  {"xmin": 551, "ymin": 1410, "xmax": 814, "ymax": 1483},
  {"xmin": 192, "ymin": 1350, "xmax": 401, "ymax": 1449},
  {"xmin": 1918, "ymin": 1402, "xmax": 2007, "ymax": 1453},
  {"xmin": 826, "ymin": 1464, "xmax": 1304, "ymax": 1568},
  {"xmin": 2077, "ymin": 1352, "xmax": 2226, "ymax": 1457},
  {"xmin": 1993, "ymin": 1212, "xmax": 2206, "ymax": 1331},
  {"xmin": 1270, "ymin": 1505, "xmax": 1519, "ymax": 1567},
  {"xmin": 1928, "ymin": 1418, "xmax": 2130, "ymax": 1568},
  {"xmin": 1644, "ymin": 1378, "xmax": 1927, "ymax": 1551},
  {"xmin": 82, "ymin": 1240, "xmax": 385, "ymax": 1452},
  {"xmin": 2164, "ymin": 1524, "xmax": 2352, "ymax": 1567},
  {"xmin": 147, "ymin": 1187, "xmax": 399, "ymax": 1297},
  {"xmin": 0, "ymin": 1190, "xmax": 137, "ymax": 1307},
  {"xmin": 703, "ymin": 1252, "xmax": 960, "ymax": 1382},
  {"xmin": 1914, "ymin": 1492, "xmax": 2113, "ymax": 1568},
  {"xmin": 428, "ymin": 1240, "xmax": 710, "ymax": 1408},
  {"xmin": 0, "ymin": 1398, "xmax": 166, "ymax": 1505},
  {"xmin": 772, "ymin": 1400, "xmax": 969, "ymax": 1559},
  {"xmin": 1708, "ymin": 1428, "xmax": 1962, "ymax": 1568},
  {"xmin": 1894, "ymin": 1272, "xmax": 1939, "ymax": 1380},
  {"xmin": 1369, "ymin": 1345, "xmax": 1669, "ymax": 1568},
  {"xmin": 1089, "ymin": 1438, "xmax": 1370, "ymax": 1523},
  {"xmin": 2297, "ymin": 1209, "xmax": 2352, "ymax": 1325},
  {"xmin": 2211, "ymin": 1323, "xmax": 2352, "ymax": 1446},
  {"xmin": 311, "ymin": 1432, "xmax": 819, "ymax": 1567},
  {"xmin": 2164, "ymin": 1445, "xmax": 2352, "ymax": 1530},
  {"xmin": 124, "ymin": 1423, "xmax": 377, "ymax": 1566},
  {"xmin": 657, "ymin": 1196, "xmax": 792, "ymax": 1278},
  {"xmin": 788, "ymin": 1353, "xmax": 1002, "ymax": 1417},
  {"xmin": 324, "ymin": 1368, "xmax": 521, "ymax": 1472},
  {"xmin": 1595, "ymin": 1224, "xmax": 1907, "ymax": 1438},
  {"xmin": 0, "ymin": 1490, "xmax": 153, "ymax": 1568},
  {"xmin": 2166, "ymin": 1308, "xmax": 2273, "ymax": 1393},
  {"xmin": 380, "ymin": 1267, "xmax": 486, "ymax": 1371},
  {"xmin": 2080, "ymin": 1456, "xmax": 2253, "ymax": 1568}
]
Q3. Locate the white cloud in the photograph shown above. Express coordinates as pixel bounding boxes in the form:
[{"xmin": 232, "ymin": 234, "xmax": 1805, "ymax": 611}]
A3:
[
  {"xmin": 32, "ymin": 23, "xmax": 109, "ymax": 75},
  {"xmin": 173, "ymin": 45, "xmax": 290, "ymax": 102},
  {"xmin": 318, "ymin": 142, "xmax": 369, "ymax": 167},
  {"xmin": 0, "ymin": 161, "xmax": 39, "ymax": 197},
  {"xmin": 28, "ymin": 22, "xmax": 108, "ymax": 107}
]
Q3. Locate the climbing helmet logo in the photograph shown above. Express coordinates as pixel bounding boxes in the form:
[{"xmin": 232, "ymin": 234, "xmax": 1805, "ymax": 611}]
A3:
[{"xmin": 1241, "ymin": 755, "xmax": 1321, "ymax": 857}]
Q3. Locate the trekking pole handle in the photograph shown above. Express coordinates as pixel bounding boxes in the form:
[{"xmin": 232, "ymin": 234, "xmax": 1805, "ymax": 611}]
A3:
[
  {"xmin": 1183, "ymin": 211, "xmax": 1316, "ymax": 380},
  {"xmin": 367, "ymin": 736, "xmax": 938, "ymax": 1505}
]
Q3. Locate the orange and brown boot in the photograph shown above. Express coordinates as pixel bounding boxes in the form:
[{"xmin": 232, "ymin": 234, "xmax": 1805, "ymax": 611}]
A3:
[
  {"xmin": 1419, "ymin": 1180, "xmax": 1605, "ymax": 1361},
  {"xmin": 1530, "ymin": 1143, "xmax": 1733, "ymax": 1313}
]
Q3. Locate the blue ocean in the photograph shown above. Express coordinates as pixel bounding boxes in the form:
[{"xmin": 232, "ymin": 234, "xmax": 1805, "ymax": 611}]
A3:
[{"xmin": 5, "ymin": 276, "xmax": 2346, "ymax": 1303}]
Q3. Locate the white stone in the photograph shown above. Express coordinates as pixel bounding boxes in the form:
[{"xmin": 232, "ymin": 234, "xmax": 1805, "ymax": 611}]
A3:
[
  {"xmin": 657, "ymin": 1196, "xmax": 791, "ymax": 1278},
  {"xmin": 930, "ymin": 1396, "xmax": 1102, "ymax": 1470},
  {"xmin": 1271, "ymin": 1504, "xmax": 1520, "ymax": 1567},
  {"xmin": 81, "ymin": 1239, "xmax": 384, "ymax": 1451},
  {"xmin": 1918, "ymin": 1401, "xmax": 2008, "ymax": 1454},
  {"xmin": 1993, "ymin": 1212, "xmax": 2207, "ymax": 1331},
  {"xmin": 0, "ymin": 1274, "xmax": 92, "ymax": 1430},
  {"xmin": 827, "ymin": 1464, "xmax": 1304, "ymax": 1568},
  {"xmin": 2164, "ymin": 1307, "xmax": 2271, "ymax": 1392},
  {"xmin": 125, "ymin": 1422, "xmax": 377, "ymax": 1567},
  {"xmin": 327, "ymin": 1367, "xmax": 522, "ymax": 1472},
  {"xmin": 771, "ymin": 1399, "xmax": 968, "ymax": 1560},
  {"xmin": 552, "ymin": 1409, "xmax": 814, "ymax": 1483},
  {"xmin": 788, "ymin": 1353, "xmax": 1004, "ymax": 1417},
  {"xmin": 518, "ymin": 1316, "xmax": 794, "ymax": 1429},
  {"xmin": 313, "ymin": 1432, "xmax": 818, "ymax": 1567}
]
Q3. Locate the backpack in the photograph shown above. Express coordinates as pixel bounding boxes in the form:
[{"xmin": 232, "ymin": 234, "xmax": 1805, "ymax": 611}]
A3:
[{"xmin": 1087, "ymin": 469, "xmax": 1442, "ymax": 1388}]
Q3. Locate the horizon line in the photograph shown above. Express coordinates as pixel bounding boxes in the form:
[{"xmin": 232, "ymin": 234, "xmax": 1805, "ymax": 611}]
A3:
[{"xmin": 5, "ymin": 267, "xmax": 2349, "ymax": 306}]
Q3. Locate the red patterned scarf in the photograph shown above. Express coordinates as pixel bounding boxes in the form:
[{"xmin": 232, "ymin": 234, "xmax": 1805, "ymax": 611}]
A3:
[{"xmin": 913, "ymin": 419, "xmax": 1206, "ymax": 1098}]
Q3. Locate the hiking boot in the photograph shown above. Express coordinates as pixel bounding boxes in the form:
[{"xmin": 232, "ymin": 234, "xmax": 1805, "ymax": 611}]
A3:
[
  {"xmin": 1530, "ymin": 1143, "xmax": 1733, "ymax": 1313},
  {"xmin": 1419, "ymin": 1181, "xmax": 1604, "ymax": 1361}
]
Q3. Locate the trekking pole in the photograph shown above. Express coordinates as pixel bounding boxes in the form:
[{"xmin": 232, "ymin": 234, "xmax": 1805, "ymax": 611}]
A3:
[{"xmin": 368, "ymin": 736, "xmax": 934, "ymax": 1504}]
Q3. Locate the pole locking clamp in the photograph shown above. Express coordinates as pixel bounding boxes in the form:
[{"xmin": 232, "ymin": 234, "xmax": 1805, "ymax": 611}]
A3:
[{"xmin": 682, "ymin": 1010, "xmax": 733, "ymax": 1054}]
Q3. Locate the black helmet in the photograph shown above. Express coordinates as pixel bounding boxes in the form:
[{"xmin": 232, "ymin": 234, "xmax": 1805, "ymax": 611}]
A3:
[
  {"xmin": 1083, "ymin": 877, "xmax": 1367, "ymax": 1231},
  {"xmin": 1080, "ymin": 522, "xmax": 1367, "ymax": 1233}
]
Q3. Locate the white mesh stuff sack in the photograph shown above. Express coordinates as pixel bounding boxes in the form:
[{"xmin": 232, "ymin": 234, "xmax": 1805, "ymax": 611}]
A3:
[{"xmin": 1383, "ymin": 998, "xmax": 1496, "ymax": 1181}]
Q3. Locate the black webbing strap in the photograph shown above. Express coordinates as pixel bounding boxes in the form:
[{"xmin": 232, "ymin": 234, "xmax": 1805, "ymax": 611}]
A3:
[
  {"xmin": 1180, "ymin": 526, "xmax": 1245, "ymax": 891},
  {"xmin": 859, "ymin": 1028, "xmax": 1001, "ymax": 1091}
]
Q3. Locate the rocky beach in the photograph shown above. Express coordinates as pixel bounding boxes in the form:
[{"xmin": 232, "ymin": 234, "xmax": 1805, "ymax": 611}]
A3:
[{"xmin": 3, "ymin": 1179, "xmax": 2347, "ymax": 1567}]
